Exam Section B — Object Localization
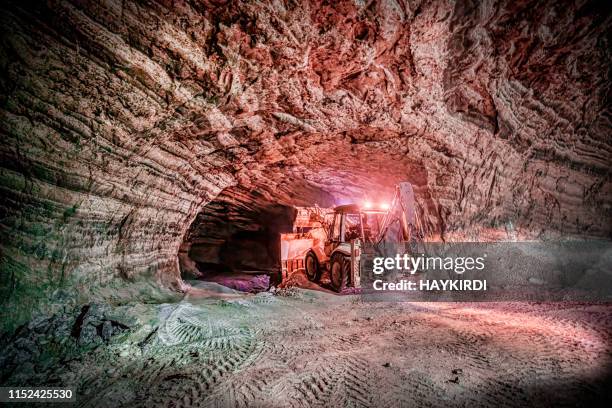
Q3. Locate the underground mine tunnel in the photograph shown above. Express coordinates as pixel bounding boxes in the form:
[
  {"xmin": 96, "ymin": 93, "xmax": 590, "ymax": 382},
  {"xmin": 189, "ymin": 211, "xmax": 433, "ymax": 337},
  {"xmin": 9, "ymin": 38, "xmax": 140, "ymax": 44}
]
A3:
[
  {"xmin": 179, "ymin": 187, "xmax": 298, "ymax": 290},
  {"xmin": 1, "ymin": 0, "xmax": 611, "ymax": 407}
]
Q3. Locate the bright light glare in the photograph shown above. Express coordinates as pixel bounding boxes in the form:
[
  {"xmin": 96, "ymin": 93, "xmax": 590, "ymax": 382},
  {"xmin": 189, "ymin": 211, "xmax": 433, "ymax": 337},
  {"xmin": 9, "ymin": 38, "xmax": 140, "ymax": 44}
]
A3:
[
  {"xmin": 380, "ymin": 202, "xmax": 390, "ymax": 210},
  {"xmin": 363, "ymin": 201, "xmax": 372, "ymax": 209}
]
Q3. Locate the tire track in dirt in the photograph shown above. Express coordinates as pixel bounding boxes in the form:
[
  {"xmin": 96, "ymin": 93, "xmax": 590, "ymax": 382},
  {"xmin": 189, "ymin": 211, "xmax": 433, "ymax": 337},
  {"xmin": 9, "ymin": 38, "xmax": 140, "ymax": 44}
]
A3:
[
  {"xmin": 254, "ymin": 354, "xmax": 374, "ymax": 408},
  {"xmin": 79, "ymin": 303, "xmax": 264, "ymax": 408},
  {"xmin": 76, "ymin": 300, "xmax": 612, "ymax": 407},
  {"xmin": 413, "ymin": 303, "xmax": 610, "ymax": 407}
]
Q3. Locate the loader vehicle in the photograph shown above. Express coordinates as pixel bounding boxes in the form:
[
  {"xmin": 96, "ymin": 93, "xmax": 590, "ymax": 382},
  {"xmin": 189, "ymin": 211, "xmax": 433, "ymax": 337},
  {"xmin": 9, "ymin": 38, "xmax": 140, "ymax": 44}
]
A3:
[{"xmin": 281, "ymin": 182, "xmax": 424, "ymax": 292}]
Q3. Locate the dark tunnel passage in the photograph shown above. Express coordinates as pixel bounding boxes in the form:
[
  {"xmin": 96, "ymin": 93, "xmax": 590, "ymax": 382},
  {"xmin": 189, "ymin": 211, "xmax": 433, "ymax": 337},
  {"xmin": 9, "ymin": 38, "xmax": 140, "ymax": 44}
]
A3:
[{"xmin": 179, "ymin": 187, "xmax": 297, "ymax": 291}]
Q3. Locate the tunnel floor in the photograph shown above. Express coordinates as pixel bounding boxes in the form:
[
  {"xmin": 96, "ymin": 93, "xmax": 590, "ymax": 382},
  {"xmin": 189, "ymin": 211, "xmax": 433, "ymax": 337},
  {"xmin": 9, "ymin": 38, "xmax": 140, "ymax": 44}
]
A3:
[{"xmin": 3, "ymin": 285, "xmax": 611, "ymax": 407}]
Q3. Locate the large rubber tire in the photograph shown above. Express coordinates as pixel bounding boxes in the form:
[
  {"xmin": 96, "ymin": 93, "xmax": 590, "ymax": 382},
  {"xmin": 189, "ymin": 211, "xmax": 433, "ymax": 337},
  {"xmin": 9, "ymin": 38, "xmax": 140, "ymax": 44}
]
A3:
[
  {"xmin": 329, "ymin": 253, "xmax": 349, "ymax": 293},
  {"xmin": 305, "ymin": 251, "xmax": 320, "ymax": 282}
]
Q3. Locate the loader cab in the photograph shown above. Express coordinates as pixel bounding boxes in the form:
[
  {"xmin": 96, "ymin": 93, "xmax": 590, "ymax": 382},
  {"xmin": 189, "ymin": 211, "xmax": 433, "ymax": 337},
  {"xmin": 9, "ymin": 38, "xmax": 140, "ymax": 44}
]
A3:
[
  {"xmin": 327, "ymin": 204, "xmax": 386, "ymax": 245},
  {"xmin": 328, "ymin": 205, "xmax": 363, "ymax": 243}
]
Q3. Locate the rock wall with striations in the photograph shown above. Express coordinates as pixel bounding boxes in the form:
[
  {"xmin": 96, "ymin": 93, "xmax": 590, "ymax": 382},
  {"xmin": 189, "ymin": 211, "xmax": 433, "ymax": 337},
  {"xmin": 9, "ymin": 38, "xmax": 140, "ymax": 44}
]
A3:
[{"xmin": 1, "ymin": 0, "xmax": 610, "ymax": 329}]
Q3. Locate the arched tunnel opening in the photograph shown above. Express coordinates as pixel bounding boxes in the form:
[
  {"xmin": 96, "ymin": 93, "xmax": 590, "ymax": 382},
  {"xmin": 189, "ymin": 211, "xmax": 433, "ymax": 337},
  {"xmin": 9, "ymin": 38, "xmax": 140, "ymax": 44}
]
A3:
[
  {"xmin": 178, "ymin": 170, "xmax": 439, "ymax": 294},
  {"xmin": 1, "ymin": 0, "xmax": 611, "ymax": 406},
  {"xmin": 178, "ymin": 180, "xmax": 342, "ymax": 292},
  {"xmin": 179, "ymin": 187, "xmax": 297, "ymax": 291}
]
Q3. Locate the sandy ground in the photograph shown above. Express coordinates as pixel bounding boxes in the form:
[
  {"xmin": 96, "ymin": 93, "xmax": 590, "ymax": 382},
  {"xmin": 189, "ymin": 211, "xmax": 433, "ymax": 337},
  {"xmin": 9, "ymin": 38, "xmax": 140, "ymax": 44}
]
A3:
[
  {"xmin": 3, "ymin": 272, "xmax": 610, "ymax": 407},
  {"xmin": 14, "ymin": 277, "xmax": 602, "ymax": 408}
]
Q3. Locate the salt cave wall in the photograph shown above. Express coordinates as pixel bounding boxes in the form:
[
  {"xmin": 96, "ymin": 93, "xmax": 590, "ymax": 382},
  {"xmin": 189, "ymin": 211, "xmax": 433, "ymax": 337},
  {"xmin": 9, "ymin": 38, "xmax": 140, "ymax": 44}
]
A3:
[{"xmin": 1, "ymin": 0, "xmax": 610, "ymax": 329}]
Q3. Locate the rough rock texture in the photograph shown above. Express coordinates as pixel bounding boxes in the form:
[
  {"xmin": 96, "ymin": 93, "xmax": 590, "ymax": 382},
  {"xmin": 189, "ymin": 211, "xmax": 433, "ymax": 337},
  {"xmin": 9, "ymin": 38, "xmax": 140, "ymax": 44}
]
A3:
[{"xmin": 0, "ymin": 0, "xmax": 610, "ymax": 327}]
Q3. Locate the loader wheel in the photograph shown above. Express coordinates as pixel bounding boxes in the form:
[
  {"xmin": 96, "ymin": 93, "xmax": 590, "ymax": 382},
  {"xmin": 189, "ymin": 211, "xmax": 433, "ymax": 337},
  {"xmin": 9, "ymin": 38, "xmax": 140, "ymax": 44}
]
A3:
[
  {"xmin": 305, "ymin": 252, "xmax": 320, "ymax": 282},
  {"xmin": 330, "ymin": 253, "xmax": 349, "ymax": 293}
]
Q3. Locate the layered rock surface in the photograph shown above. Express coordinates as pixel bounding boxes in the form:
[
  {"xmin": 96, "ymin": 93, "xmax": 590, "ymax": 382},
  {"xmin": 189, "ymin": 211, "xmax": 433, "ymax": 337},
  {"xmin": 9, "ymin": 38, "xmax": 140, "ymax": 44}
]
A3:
[{"xmin": 0, "ymin": 0, "xmax": 610, "ymax": 328}]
